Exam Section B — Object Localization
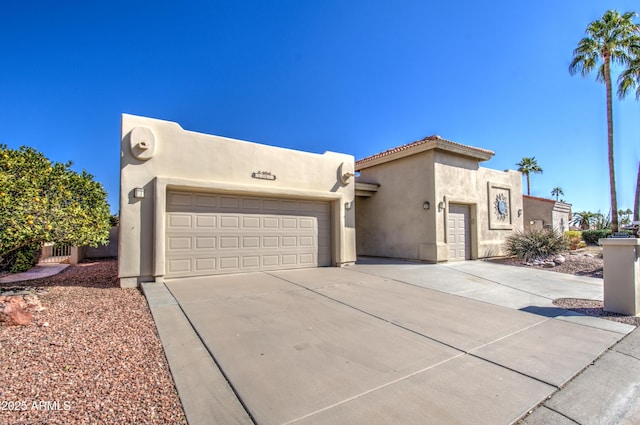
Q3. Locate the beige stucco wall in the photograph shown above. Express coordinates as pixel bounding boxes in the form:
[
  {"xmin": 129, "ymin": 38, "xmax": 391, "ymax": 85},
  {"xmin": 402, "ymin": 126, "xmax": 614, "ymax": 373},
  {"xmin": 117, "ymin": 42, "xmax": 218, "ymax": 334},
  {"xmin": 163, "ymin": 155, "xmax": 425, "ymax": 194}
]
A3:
[
  {"xmin": 356, "ymin": 151, "xmax": 436, "ymax": 259},
  {"xmin": 119, "ymin": 114, "xmax": 356, "ymax": 287},
  {"xmin": 523, "ymin": 196, "xmax": 571, "ymax": 232},
  {"xmin": 356, "ymin": 149, "xmax": 523, "ymax": 262}
]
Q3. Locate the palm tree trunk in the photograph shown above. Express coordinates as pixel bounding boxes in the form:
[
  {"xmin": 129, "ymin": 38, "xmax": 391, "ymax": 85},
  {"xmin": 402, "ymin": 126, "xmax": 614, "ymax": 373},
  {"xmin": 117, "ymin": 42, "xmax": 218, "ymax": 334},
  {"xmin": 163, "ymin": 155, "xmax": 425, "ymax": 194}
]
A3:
[
  {"xmin": 526, "ymin": 174, "xmax": 531, "ymax": 196},
  {"xmin": 605, "ymin": 58, "xmax": 619, "ymax": 233},
  {"xmin": 634, "ymin": 161, "xmax": 640, "ymax": 222}
]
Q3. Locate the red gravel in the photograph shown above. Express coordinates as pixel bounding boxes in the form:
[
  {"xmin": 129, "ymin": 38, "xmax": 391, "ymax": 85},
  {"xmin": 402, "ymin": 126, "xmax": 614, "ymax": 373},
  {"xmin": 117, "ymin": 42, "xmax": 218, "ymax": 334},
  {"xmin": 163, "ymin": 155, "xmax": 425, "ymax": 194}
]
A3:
[{"xmin": 0, "ymin": 259, "xmax": 187, "ymax": 425}]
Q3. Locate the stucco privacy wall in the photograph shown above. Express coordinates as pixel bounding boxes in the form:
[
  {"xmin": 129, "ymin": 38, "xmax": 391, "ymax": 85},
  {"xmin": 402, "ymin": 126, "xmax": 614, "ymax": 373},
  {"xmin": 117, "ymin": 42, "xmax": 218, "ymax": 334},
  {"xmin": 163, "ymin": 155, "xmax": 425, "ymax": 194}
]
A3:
[
  {"xmin": 356, "ymin": 139, "xmax": 523, "ymax": 262},
  {"xmin": 119, "ymin": 114, "xmax": 356, "ymax": 287}
]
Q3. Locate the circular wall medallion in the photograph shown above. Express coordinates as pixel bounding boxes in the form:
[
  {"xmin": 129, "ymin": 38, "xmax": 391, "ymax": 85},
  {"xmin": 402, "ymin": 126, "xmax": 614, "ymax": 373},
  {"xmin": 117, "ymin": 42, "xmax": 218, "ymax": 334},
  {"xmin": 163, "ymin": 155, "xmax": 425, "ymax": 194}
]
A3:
[{"xmin": 494, "ymin": 193, "xmax": 509, "ymax": 220}]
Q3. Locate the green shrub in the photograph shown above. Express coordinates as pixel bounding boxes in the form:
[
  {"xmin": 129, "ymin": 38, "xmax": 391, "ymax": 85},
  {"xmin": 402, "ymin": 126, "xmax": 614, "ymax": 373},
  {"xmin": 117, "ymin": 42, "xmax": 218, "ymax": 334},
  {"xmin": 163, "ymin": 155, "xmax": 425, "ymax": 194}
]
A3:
[
  {"xmin": 0, "ymin": 243, "xmax": 41, "ymax": 273},
  {"xmin": 564, "ymin": 230, "xmax": 585, "ymax": 250},
  {"xmin": 582, "ymin": 229, "xmax": 611, "ymax": 245},
  {"xmin": 504, "ymin": 228, "xmax": 568, "ymax": 261},
  {"xmin": 564, "ymin": 230, "xmax": 582, "ymax": 239}
]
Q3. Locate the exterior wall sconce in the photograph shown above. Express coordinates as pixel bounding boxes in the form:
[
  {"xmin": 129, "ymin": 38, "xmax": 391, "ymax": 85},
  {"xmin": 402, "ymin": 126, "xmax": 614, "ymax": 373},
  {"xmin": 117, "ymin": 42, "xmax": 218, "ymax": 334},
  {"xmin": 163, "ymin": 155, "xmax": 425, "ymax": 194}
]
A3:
[
  {"xmin": 518, "ymin": 209, "xmax": 523, "ymax": 217},
  {"xmin": 338, "ymin": 162, "xmax": 356, "ymax": 186},
  {"xmin": 438, "ymin": 201, "xmax": 446, "ymax": 212},
  {"xmin": 133, "ymin": 187, "xmax": 145, "ymax": 199},
  {"xmin": 423, "ymin": 201, "xmax": 430, "ymax": 210}
]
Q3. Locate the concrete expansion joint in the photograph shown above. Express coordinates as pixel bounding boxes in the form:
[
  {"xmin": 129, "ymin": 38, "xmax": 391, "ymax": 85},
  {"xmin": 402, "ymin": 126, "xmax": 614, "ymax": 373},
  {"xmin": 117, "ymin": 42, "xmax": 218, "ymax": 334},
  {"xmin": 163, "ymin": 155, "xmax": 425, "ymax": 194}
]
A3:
[
  {"xmin": 265, "ymin": 271, "xmax": 465, "ymax": 353},
  {"xmin": 542, "ymin": 406, "xmax": 581, "ymax": 424},
  {"xmin": 439, "ymin": 264, "xmax": 555, "ymax": 301},
  {"xmin": 613, "ymin": 348, "xmax": 640, "ymax": 362},
  {"xmin": 280, "ymin": 354, "xmax": 467, "ymax": 425},
  {"xmin": 163, "ymin": 284, "xmax": 259, "ymax": 425},
  {"xmin": 266, "ymin": 272, "xmax": 562, "ymax": 393}
]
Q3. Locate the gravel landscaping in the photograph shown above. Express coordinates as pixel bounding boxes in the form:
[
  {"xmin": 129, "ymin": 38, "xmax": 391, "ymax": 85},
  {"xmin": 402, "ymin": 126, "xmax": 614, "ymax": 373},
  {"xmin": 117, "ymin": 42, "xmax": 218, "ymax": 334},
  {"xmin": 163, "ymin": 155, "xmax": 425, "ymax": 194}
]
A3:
[{"xmin": 0, "ymin": 259, "xmax": 186, "ymax": 425}]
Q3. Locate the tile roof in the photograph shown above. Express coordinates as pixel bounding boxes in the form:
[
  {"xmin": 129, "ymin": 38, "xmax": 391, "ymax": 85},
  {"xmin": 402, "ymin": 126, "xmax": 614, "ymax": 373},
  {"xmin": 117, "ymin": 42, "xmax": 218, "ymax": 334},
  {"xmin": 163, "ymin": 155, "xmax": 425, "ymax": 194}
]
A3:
[
  {"xmin": 355, "ymin": 135, "xmax": 494, "ymax": 170},
  {"xmin": 523, "ymin": 194, "xmax": 572, "ymax": 207}
]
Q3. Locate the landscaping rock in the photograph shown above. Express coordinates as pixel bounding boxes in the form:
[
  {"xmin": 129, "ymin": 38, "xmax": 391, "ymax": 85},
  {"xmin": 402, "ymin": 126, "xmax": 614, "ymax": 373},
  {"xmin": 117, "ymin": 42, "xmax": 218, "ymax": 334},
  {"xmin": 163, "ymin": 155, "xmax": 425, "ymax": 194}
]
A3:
[
  {"xmin": 0, "ymin": 297, "xmax": 33, "ymax": 325},
  {"xmin": 543, "ymin": 261, "xmax": 556, "ymax": 268},
  {"xmin": 554, "ymin": 255, "xmax": 566, "ymax": 265},
  {"xmin": 584, "ymin": 253, "xmax": 594, "ymax": 258}
]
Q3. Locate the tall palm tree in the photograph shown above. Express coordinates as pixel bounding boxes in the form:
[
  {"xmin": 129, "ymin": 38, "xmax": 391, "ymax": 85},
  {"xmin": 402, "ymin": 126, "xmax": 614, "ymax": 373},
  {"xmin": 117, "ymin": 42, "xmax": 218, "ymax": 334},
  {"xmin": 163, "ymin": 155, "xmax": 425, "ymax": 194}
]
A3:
[
  {"xmin": 634, "ymin": 161, "xmax": 640, "ymax": 222},
  {"xmin": 569, "ymin": 10, "xmax": 640, "ymax": 233},
  {"xmin": 551, "ymin": 187, "xmax": 564, "ymax": 201},
  {"xmin": 516, "ymin": 157, "xmax": 543, "ymax": 196}
]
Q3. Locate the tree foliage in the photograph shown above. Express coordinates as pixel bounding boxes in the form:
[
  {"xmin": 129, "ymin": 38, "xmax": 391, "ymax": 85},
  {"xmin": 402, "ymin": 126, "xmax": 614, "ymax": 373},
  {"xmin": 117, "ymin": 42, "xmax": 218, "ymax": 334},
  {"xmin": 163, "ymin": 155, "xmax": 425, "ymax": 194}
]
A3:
[
  {"xmin": 569, "ymin": 10, "xmax": 640, "ymax": 233},
  {"xmin": 516, "ymin": 157, "xmax": 543, "ymax": 196},
  {"xmin": 0, "ymin": 145, "xmax": 111, "ymax": 260},
  {"xmin": 551, "ymin": 187, "xmax": 564, "ymax": 201},
  {"xmin": 571, "ymin": 210, "xmax": 600, "ymax": 230}
]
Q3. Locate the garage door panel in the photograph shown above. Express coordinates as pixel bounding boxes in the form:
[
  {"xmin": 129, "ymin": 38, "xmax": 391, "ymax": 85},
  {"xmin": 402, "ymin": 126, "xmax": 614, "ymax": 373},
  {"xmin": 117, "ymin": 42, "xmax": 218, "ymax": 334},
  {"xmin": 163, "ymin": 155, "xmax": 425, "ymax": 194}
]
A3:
[
  {"xmin": 220, "ymin": 216, "xmax": 240, "ymax": 228},
  {"xmin": 168, "ymin": 237, "xmax": 191, "ymax": 250},
  {"xmin": 195, "ymin": 215, "xmax": 217, "ymax": 228},
  {"xmin": 165, "ymin": 192, "xmax": 331, "ymax": 278},
  {"xmin": 219, "ymin": 236, "xmax": 240, "ymax": 249},
  {"xmin": 167, "ymin": 258, "xmax": 192, "ymax": 274},
  {"xmin": 195, "ymin": 258, "xmax": 216, "ymax": 272},
  {"xmin": 169, "ymin": 214, "xmax": 192, "ymax": 228},
  {"xmin": 195, "ymin": 194, "xmax": 217, "ymax": 208},
  {"xmin": 195, "ymin": 236, "xmax": 216, "ymax": 249},
  {"xmin": 242, "ymin": 216, "xmax": 261, "ymax": 228},
  {"xmin": 220, "ymin": 197, "xmax": 240, "ymax": 209},
  {"xmin": 242, "ymin": 198, "xmax": 261, "ymax": 209}
]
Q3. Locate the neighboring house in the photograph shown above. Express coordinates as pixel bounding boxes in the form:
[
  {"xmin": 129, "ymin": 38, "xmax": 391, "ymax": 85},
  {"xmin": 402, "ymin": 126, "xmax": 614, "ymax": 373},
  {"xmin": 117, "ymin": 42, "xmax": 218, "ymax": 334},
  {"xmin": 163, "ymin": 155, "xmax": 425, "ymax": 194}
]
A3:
[
  {"xmin": 119, "ymin": 114, "xmax": 356, "ymax": 288},
  {"xmin": 355, "ymin": 136, "xmax": 524, "ymax": 262},
  {"xmin": 522, "ymin": 195, "xmax": 572, "ymax": 233}
]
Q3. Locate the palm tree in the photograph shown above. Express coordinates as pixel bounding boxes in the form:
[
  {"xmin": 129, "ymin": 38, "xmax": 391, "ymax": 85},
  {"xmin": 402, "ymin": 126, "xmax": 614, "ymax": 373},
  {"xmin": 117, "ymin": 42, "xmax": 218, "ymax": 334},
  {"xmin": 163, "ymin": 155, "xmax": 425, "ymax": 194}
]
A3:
[
  {"xmin": 569, "ymin": 10, "xmax": 640, "ymax": 233},
  {"xmin": 618, "ymin": 47, "xmax": 640, "ymax": 99},
  {"xmin": 571, "ymin": 210, "xmax": 599, "ymax": 230},
  {"xmin": 618, "ymin": 208, "xmax": 633, "ymax": 226},
  {"xmin": 551, "ymin": 187, "xmax": 564, "ymax": 201},
  {"xmin": 635, "ymin": 162, "xmax": 640, "ymax": 222},
  {"xmin": 516, "ymin": 157, "xmax": 543, "ymax": 196}
]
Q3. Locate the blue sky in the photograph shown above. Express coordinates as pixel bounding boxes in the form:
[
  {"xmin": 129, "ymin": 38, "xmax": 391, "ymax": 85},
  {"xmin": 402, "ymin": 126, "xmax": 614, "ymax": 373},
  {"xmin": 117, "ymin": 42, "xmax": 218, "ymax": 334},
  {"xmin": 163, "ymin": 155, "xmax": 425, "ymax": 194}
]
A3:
[{"xmin": 2, "ymin": 1, "xmax": 639, "ymax": 216}]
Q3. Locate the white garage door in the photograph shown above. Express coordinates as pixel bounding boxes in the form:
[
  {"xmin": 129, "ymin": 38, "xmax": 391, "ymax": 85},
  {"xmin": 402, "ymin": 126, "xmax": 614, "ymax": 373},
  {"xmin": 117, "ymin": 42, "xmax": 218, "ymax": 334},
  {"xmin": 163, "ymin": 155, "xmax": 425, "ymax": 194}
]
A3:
[
  {"xmin": 448, "ymin": 204, "xmax": 470, "ymax": 261},
  {"xmin": 165, "ymin": 191, "xmax": 331, "ymax": 278}
]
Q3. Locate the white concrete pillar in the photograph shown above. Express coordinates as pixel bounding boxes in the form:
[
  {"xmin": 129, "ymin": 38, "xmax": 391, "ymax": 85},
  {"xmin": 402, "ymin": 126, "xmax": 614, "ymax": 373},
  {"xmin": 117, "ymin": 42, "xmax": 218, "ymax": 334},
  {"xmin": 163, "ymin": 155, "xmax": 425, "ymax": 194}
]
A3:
[{"xmin": 600, "ymin": 238, "xmax": 640, "ymax": 316}]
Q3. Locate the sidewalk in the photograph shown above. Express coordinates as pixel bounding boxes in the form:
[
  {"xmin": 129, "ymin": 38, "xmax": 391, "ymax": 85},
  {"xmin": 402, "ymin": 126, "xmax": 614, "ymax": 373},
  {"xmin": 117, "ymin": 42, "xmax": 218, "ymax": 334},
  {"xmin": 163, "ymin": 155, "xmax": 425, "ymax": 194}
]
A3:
[
  {"xmin": 0, "ymin": 263, "xmax": 69, "ymax": 284},
  {"xmin": 522, "ymin": 326, "xmax": 640, "ymax": 424}
]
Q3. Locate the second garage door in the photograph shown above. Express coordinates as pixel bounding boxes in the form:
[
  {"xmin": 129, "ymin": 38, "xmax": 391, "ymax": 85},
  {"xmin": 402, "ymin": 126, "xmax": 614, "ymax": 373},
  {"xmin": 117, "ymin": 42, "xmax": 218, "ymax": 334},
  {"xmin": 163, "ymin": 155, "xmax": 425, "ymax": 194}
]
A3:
[
  {"xmin": 165, "ymin": 191, "xmax": 331, "ymax": 278},
  {"xmin": 448, "ymin": 204, "xmax": 470, "ymax": 261}
]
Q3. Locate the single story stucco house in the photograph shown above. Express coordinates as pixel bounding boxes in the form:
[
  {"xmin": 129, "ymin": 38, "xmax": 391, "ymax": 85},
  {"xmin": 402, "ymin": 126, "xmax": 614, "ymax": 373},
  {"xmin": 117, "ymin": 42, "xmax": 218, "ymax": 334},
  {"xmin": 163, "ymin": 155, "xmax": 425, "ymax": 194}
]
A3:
[
  {"xmin": 119, "ymin": 115, "xmax": 523, "ymax": 286},
  {"xmin": 523, "ymin": 195, "xmax": 572, "ymax": 232},
  {"xmin": 355, "ymin": 136, "xmax": 524, "ymax": 262},
  {"xmin": 118, "ymin": 114, "xmax": 356, "ymax": 287}
]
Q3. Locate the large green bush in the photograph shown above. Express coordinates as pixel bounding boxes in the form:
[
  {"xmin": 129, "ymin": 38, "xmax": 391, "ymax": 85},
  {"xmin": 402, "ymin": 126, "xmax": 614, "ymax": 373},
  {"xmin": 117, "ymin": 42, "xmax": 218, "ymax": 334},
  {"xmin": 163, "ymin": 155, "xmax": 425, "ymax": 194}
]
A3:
[
  {"xmin": 0, "ymin": 243, "xmax": 41, "ymax": 273},
  {"xmin": 504, "ymin": 228, "xmax": 568, "ymax": 261},
  {"xmin": 0, "ymin": 145, "xmax": 111, "ymax": 263},
  {"xmin": 582, "ymin": 229, "xmax": 636, "ymax": 245},
  {"xmin": 581, "ymin": 229, "xmax": 611, "ymax": 245}
]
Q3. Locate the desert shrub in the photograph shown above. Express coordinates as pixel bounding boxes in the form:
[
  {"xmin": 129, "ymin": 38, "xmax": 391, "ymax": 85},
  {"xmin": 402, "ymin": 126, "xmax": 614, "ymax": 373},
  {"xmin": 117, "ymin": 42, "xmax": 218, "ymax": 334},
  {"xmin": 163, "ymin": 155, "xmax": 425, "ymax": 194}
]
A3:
[
  {"xmin": 564, "ymin": 230, "xmax": 583, "ymax": 250},
  {"xmin": 582, "ymin": 229, "xmax": 611, "ymax": 245},
  {"xmin": 564, "ymin": 230, "xmax": 582, "ymax": 239},
  {"xmin": 504, "ymin": 228, "xmax": 568, "ymax": 261},
  {"xmin": 0, "ymin": 243, "xmax": 41, "ymax": 273}
]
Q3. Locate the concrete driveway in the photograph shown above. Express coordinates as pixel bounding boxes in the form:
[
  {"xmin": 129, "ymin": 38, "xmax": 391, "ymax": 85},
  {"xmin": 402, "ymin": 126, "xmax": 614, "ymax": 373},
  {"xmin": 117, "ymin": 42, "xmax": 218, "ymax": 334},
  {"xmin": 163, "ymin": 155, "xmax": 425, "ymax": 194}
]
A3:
[{"xmin": 144, "ymin": 260, "xmax": 634, "ymax": 425}]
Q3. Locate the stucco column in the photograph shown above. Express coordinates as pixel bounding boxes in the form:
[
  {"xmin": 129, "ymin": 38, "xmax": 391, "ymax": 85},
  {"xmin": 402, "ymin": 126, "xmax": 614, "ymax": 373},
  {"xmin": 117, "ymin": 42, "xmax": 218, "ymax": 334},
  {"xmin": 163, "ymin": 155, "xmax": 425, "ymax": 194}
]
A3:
[{"xmin": 600, "ymin": 238, "xmax": 640, "ymax": 316}]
